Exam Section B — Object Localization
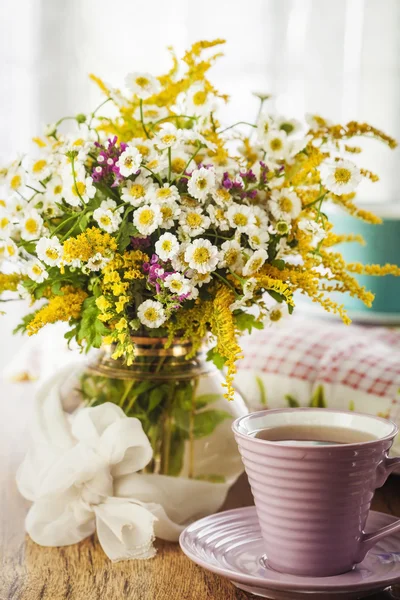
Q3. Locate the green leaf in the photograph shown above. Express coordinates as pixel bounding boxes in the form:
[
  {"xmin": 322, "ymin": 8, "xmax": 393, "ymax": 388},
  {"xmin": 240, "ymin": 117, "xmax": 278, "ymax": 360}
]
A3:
[
  {"xmin": 195, "ymin": 393, "xmax": 222, "ymax": 409},
  {"xmin": 167, "ymin": 428, "xmax": 186, "ymax": 476},
  {"xmin": 255, "ymin": 376, "xmax": 267, "ymax": 406},
  {"xmin": 77, "ymin": 296, "xmax": 108, "ymax": 351},
  {"xmin": 234, "ymin": 311, "xmax": 264, "ymax": 334},
  {"xmin": 13, "ymin": 312, "xmax": 37, "ymax": 335},
  {"xmin": 309, "ymin": 384, "xmax": 326, "ymax": 408},
  {"xmin": 206, "ymin": 347, "xmax": 226, "ymax": 370},
  {"xmin": 285, "ymin": 394, "xmax": 300, "ymax": 408},
  {"xmin": 148, "ymin": 386, "xmax": 165, "ymax": 412},
  {"xmin": 267, "ymin": 290, "xmax": 284, "ymax": 304},
  {"xmin": 51, "ymin": 281, "xmax": 64, "ymax": 296},
  {"xmin": 193, "ymin": 410, "xmax": 231, "ymax": 439},
  {"xmin": 271, "ymin": 259, "xmax": 286, "ymax": 271},
  {"xmin": 118, "ymin": 221, "xmax": 138, "ymax": 252}
]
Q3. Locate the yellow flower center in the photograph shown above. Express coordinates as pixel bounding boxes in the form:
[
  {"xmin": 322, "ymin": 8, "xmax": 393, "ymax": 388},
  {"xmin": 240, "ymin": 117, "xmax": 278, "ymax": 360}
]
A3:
[
  {"xmin": 72, "ymin": 138, "xmax": 85, "ymax": 147},
  {"xmin": 144, "ymin": 109, "xmax": 159, "ymax": 118},
  {"xmin": 186, "ymin": 213, "xmax": 203, "ymax": 228},
  {"xmin": 143, "ymin": 308, "xmax": 158, "ymax": 322},
  {"xmin": 170, "ymin": 279, "xmax": 183, "ymax": 291},
  {"xmin": 270, "ymin": 138, "xmax": 283, "ymax": 151},
  {"xmin": 136, "ymin": 76, "xmax": 150, "ymax": 88},
  {"xmin": 251, "ymin": 235, "xmax": 260, "ymax": 245},
  {"xmin": 32, "ymin": 160, "xmax": 47, "ymax": 174},
  {"xmin": 264, "ymin": 122, "xmax": 270, "ymax": 134},
  {"xmin": 10, "ymin": 175, "xmax": 22, "ymax": 190},
  {"xmin": 45, "ymin": 248, "xmax": 59, "ymax": 260},
  {"xmin": 129, "ymin": 184, "xmax": 145, "ymax": 199},
  {"xmin": 25, "ymin": 218, "xmax": 39, "ymax": 234},
  {"xmin": 138, "ymin": 209, "xmax": 154, "ymax": 225},
  {"xmin": 225, "ymin": 249, "xmax": 239, "ymax": 266},
  {"xmin": 72, "ymin": 181, "xmax": 86, "ymax": 197},
  {"xmin": 136, "ymin": 144, "xmax": 150, "ymax": 157},
  {"xmin": 146, "ymin": 159, "xmax": 158, "ymax": 170},
  {"xmin": 334, "ymin": 167, "xmax": 351, "ymax": 184},
  {"xmin": 161, "ymin": 134, "xmax": 176, "ymax": 145},
  {"xmin": 250, "ymin": 258, "xmax": 263, "ymax": 272},
  {"xmin": 254, "ymin": 215, "xmax": 262, "ymax": 227},
  {"xmin": 270, "ymin": 309, "xmax": 283, "ymax": 322},
  {"xmin": 123, "ymin": 156, "xmax": 134, "ymax": 168},
  {"xmin": 0, "ymin": 217, "xmax": 9, "ymax": 229},
  {"xmin": 171, "ymin": 157, "xmax": 186, "ymax": 173},
  {"xmin": 53, "ymin": 185, "xmax": 62, "ymax": 194},
  {"xmin": 233, "ymin": 213, "xmax": 248, "ymax": 227},
  {"xmin": 192, "ymin": 90, "xmax": 207, "ymax": 106},
  {"xmin": 195, "ymin": 177, "xmax": 207, "ymax": 190},
  {"xmin": 7, "ymin": 245, "xmax": 15, "ymax": 256},
  {"xmin": 192, "ymin": 247, "xmax": 210, "ymax": 264},
  {"xmin": 32, "ymin": 264, "xmax": 43, "ymax": 276},
  {"xmin": 0, "ymin": 200, "xmax": 5, "ymax": 207},
  {"xmin": 161, "ymin": 240, "xmax": 173, "ymax": 252},
  {"xmin": 215, "ymin": 189, "xmax": 231, "ymax": 203},
  {"xmin": 100, "ymin": 215, "xmax": 112, "ymax": 227},
  {"xmin": 276, "ymin": 221, "xmax": 289, "ymax": 234},
  {"xmin": 215, "ymin": 208, "xmax": 224, "ymax": 221},
  {"xmin": 161, "ymin": 206, "xmax": 173, "ymax": 220},
  {"xmin": 279, "ymin": 197, "xmax": 293, "ymax": 212},
  {"xmin": 157, "ymin": 188, "xmax": 172, "ymax": 199}
]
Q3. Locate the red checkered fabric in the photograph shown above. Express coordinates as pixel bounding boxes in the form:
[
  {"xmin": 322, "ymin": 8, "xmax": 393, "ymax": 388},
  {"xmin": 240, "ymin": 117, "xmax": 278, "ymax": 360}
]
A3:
[{"xmin": 238, "ymin": 318, "xmax": 400, "ymax": 401}]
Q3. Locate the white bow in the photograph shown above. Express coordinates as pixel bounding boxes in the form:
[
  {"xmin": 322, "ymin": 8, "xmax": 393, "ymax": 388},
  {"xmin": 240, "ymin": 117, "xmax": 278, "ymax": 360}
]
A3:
[{"xmin": 17, "ymin": 366, "xmax": 233, "ymax": 560}]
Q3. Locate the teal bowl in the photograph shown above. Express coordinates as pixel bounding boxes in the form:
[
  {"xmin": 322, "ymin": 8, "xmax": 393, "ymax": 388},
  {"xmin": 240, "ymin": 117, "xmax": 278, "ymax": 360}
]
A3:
[{"xmin": 326, "ymin": 204, "xmax": 400, "ymax": 320}]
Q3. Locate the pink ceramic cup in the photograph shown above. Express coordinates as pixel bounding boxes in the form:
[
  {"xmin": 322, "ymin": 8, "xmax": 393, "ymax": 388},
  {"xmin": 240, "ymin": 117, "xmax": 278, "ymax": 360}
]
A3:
[{"xmin": 232, "ymin": 408, "xmax": 400, "ymax": 577}]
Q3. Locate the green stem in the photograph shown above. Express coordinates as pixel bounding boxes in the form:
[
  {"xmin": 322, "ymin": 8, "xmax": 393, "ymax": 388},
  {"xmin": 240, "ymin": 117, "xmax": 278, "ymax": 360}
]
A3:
[
  {"xmin": 49, "ymin": 213, "xmax": 80, "ymax": 237},
  {"xmin": 303, "ymin": 192, "xmax": 328, "ymax": 209},
  {"xmin": 141, "ymin": 164, "xmax": 163, "ymax": 185},
  {"xmin": 218, "ymin": 121, "xmax": 257, "ymax": 135},
  {"xmin": 214, "ymin": 271, "xmax": 240, "ymax": 297},
  {"xmin": 150, "ymin": 114, "xmax": 198, "ymax": 130},
  {"xmin": 171, "ymin": 144, "xmax": 202, "ymax": 184},
  {"xmin": 88, "ymin": 98, "xmax": 112, "ymax": 129},
  {"xmin": 139, "ymin": 99, "xmax": 151, "ymax": 139},
  {"xmin": 26, "ymin": 184, "xmax": 43, "ymax": 194}
]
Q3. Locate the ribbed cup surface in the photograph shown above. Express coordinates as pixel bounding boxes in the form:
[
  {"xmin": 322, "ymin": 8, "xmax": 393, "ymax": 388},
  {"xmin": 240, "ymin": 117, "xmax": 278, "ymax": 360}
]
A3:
[{"xmin": 234, "ymin": 429, "xmax": 392, "ymax": 577}]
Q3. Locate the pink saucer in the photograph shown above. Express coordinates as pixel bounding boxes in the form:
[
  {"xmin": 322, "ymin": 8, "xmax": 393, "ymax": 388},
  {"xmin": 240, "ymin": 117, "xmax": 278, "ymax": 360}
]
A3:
[{"xmin": 179, "ymin": 507, "xmax": 400, "ymax": 599}]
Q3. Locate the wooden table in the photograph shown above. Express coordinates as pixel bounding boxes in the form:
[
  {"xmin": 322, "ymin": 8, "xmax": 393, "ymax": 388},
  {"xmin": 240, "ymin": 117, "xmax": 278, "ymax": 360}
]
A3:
[{"xmin": 1, "ymin": 378, "xmax": 400, "ymax": 600}]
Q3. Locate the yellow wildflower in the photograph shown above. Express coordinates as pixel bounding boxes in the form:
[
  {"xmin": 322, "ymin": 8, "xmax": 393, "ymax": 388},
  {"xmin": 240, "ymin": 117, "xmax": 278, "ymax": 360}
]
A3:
[
  {"xmin": 27, "ymin": 287, "xmax": 88, "ymax": 336},
  {"xmin": 115, "ymin": 296, "xmax": 129, "ymax": 313},
  {"xmin": 95, "ymin": 296, "xmax": 110, "ymax": 312},
  {"xmin": 63, "ymin": 227, "xmax": 117, "ymax": 263},
  {"xmin": 112, "ymin": 282, "xmax": 128, "ymax": 296},
  {"xmin": 115, "ymin": 317, "xmax": 127, "ymax": 331},
  {"xmin": 0, "ymin": 273, "xmax": 24, "ymax": 294}
]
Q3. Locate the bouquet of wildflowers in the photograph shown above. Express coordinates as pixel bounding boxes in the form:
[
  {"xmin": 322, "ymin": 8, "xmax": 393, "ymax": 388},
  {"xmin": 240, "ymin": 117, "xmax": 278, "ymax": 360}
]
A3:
[{"xmin": 0, "ymin": 39, "xmax": 398, "ymax": 401}]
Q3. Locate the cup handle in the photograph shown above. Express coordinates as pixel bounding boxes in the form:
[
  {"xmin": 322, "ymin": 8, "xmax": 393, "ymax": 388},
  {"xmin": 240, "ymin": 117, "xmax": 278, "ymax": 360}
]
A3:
[{"xmin": 357, "ymin": 455, "xmax": 400, "ymax": 561}]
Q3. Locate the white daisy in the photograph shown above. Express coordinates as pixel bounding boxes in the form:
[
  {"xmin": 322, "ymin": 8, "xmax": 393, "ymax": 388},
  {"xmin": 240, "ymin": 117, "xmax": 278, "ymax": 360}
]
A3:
[
  {"xmin": 170, "ymin": 148, "xmax": 191, "ymax": 175},
  {"xmin": 36, "ymin": 236, "xmax": 63, "ymax": 267},
  {"xmin": 64, "ymin": 174, "xmax": 96, "ymax": 206},
  {"xmin": 269, "ymin": 190, "xmax": 301, "ymax": 221},
  {"xmin": 186, "ymin": 83, "xmax": 213, "ymax": 116},
  {"xmin": 93, "ymin": 199, "xmax": 123, "ymax": 233},
  {"xmin": 127, "ymin": 138, "xmax": 152, "ymax": 161},
  {"xmin": 179, "ymin": 208, "xmax": 210, "ymax": 237},
  {"xmin": 137, "ymin": 299, "xmax": 166, "ymax": 328},
  {"xmin": 189, "ymin": 271, "xmax": 212, "ymax": 288},
  {"xmin": 86, "ymin": 252, "xmax": 109, "ymax": 272},
  {"xmin": 226, "ymin": 203, "xmax": 256, "ymax": 232},
  {"xmin": 243, "ymin": 248, "xmax": 269, "ymax": 276},
  {"xmin": 187, "ymin": 167, "xmax": 216, "ymax": 202},
  {"xmin": 182, "ymin": 129, "xmax": 217, "ymax": 152},
  {"xmin": 151, "ymin": 183, "xmax": 180, "ymax": 204},
  {"xmin": 318, "ymin": 159, "xmax": 361, "ymax": 195},
  {"xmin": 298, "ymin": 219, "xmax": 326, "ymax": 246},
  {"xmin": 275, "ymin": 116, "xmax": 303, "ymax": 136},
  {"xmin": 41, "ymin": 195, "xmax": 63, "ymax": 219},
  {"xmin": 257, "ymin": 114, "xmax": 273, "ymax": 142},
  {"xmin": 184, "ymin": 238, "xmax": 219, "ymax": 274},
  {"xmin": 252, "ymin": 206, "xmax": 270, "ymax": 230},
  {"xmin": 0, "ymin": 209, "xmax": 13, "ymax": 238},
  {"xmin": 212, "ymin": 187, "xmax": 232, "ymax": 206},
  {"xmin": 133, "ymin": 104, "xmax": 169, "ymax": 122},
  {"xmin": 305, "ymin": 114, "xmax": 332, "ymax": 132},
  {"xmin": 266, "ymin": 303, "xmax": 289, "ymax": 326},
  {"xmin": 7, "ymin": 195, "xmax": 28, "ymax": 217},
  {"xmin": 155, "ymin": 123, "xmax": 183, "ymax": 150},
  {"xmin": 155, "ymin": 232, "xmax": 179, "ymax": 260},
  {"xmin": 171, "ymin": 242, "xmax": 190, "ymax": 272},
  {"xmin": 218, "ymin": 240, "xmax": 243, "ymax": 271},
  {"xmin": 157, "ymin": 199, "xmax": 181, "ymax": 230},
  {"xmin": 164, "ymin": 273, "xmax": 191, "ymax": 296},
  {"xmin": 0, "ymin": 239, "xmax": 18, "ymax": 261},
  {"xmin": 44, "ymin": 122, "xmax": 57, "ymax": 137},
  {"xmin": 248, "ymin": 227, "xmax": 270, "ymax": 250},
  {"xmin": 21, "ymin": 209, "xmax": 43, "ymax": 241},
  {"xmin": 121, "ymin": 174, "xmax": 155, "ymax": 207},
  {"xmin": 116, "ymin": 145, "xmax": 142, "ymax": 177},
  {"xmin": 27, "ymin": 156, "xmax": 52, "ymax": 181},
  {"xmin": 47, "ymin": 176, "xmax": 63, "ymax": 199},
  {"xmin": 262, "ymin": 130, "xmax": 289, "ymax": 160},
  {"xmin": 144, "ymin": 151, "xmax": 169, "ymax": 176},
  {"xmin": 26, "ymin": 259, "xmax": 48, "ymax": 283},
  {"xmin": 6, "ymin": 163, "xmax": 26, "ymax": 194},
  {"xmin": 206, "ymin": 204, "xmax": 229, "ymax": 231},
  {"xmin": 125, "ymin": 72, "xmax": 161, "ymax": 100},
  {"xmin": 133, "ymin": 204, "xmax": 162, "ymax": 235}
]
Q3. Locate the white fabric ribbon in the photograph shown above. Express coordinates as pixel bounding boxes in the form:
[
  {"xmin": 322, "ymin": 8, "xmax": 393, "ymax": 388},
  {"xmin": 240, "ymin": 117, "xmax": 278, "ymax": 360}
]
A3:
[{"xmin": 17, "ymin": 366, "xmax": 232, "ymax": 560}]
